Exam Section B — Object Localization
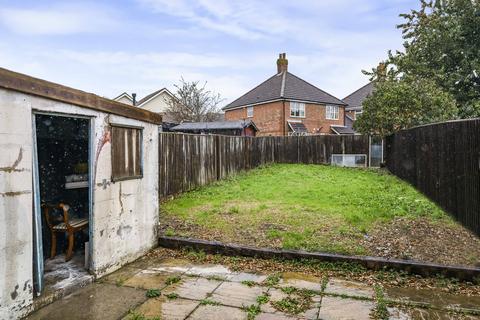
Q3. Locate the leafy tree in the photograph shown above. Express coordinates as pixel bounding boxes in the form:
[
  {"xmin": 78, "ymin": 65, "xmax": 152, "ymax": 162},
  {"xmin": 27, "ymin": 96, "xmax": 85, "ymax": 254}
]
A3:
[
  {"xmin": 360, "ymin": 0, "xmax": 480, "ymax": 135},
  {"xmin": 354, "ymin": 77, "xmax": 458, "ymax": 136},
  {"xmin": 166, "ymin": 78, "xmax": 223, "ymax": 123}
]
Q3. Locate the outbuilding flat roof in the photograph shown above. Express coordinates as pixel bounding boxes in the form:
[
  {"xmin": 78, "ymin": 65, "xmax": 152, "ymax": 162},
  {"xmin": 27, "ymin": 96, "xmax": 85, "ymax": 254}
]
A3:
[
  {"xmin": 172, "ymin": 120, "xmax": 257, "ymax": 131},
  {"xmin": 0, "ymin": 67, "xmax": 162, "ymax": 124}
]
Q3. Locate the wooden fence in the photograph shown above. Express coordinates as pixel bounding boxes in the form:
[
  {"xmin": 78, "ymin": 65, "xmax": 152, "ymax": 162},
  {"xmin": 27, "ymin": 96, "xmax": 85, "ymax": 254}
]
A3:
[
  {"xmin": 385, "ymin": 119, "xmax": 480, "ymax": 235},
  {"xmin": 159, "ymin": 133, "xmax": 370, "ymax": 199}
]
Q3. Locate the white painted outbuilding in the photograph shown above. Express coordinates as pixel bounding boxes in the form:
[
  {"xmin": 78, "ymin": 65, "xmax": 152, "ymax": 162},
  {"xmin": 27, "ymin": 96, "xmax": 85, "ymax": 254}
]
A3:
[{"xmin": 0, "ymin": 68, "xmax": 161, "ymax": 319}]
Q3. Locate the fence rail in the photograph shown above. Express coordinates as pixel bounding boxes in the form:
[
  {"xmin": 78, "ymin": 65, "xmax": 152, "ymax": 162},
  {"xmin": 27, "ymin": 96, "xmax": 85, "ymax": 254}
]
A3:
[
  {"xmin": 385, "ymin": 119, "xmax": 480, "ymax": 235},
  {"xmin": 158, "ymin": 133, "xmax": 370, "ymax": 199}
]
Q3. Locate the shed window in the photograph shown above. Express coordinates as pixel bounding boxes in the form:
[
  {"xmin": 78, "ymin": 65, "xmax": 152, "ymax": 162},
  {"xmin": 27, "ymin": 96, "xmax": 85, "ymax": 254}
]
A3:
[
  {"xmin": 247, "ymin": 106, "xmax": 254, "ymax": 118},
  {"xmin": 111, "ymin": 125, "xmax": 142, "ymax": 181},
  {"xmin": 290, "ymin": 102, "xmax": 305, "ymax": 117},
  {"xmin": 326, "ymin": 105, "xmax": 339, "ymax": 120}
]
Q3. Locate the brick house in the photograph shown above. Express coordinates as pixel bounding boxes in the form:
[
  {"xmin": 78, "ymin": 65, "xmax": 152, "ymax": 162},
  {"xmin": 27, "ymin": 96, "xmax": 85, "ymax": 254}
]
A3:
[
  {"xmin": 222, "ymin": 53, "xmax": 352, "ymax": 136},
  {"xmin": 343, "ymin": 81, "xmax": 375, "ymax": 132}
]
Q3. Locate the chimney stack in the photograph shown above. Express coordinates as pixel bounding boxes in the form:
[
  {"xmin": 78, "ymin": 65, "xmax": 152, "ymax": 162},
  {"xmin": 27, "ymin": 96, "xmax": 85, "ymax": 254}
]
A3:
[
  {"xmin": 277, "ymin": 53, "xmax": 288, "ymax": 74},
  {"xmin": 132, "ymin": 93, "xmax": 137, "ymax": 106}
]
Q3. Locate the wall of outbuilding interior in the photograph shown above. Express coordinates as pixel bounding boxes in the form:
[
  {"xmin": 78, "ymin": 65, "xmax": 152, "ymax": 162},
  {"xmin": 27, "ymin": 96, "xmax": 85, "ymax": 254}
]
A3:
[{"xmin": 0, "ymin": 88, "xmax": 159, "ymax": 319}]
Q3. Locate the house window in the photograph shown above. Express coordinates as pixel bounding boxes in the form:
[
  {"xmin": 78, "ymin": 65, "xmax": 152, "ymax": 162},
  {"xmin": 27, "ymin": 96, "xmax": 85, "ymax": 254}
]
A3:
[
  {"xmin": 355, "ymin": 110, "xmax": 363, "ymax": 119},
  {"xmin": 247, "ymin": 106, "xmax": 253, "ymax": 118},
  {"xmin": 290, "ymin": 102, "xmax": 305, "ymax": 117},
  {"xmin": 326, "ymin": 105, "xmax": 339, "ymax": 120},
  {"xmin": 111, "ymin": 125, "xmax": 143, "ymax": 181}
]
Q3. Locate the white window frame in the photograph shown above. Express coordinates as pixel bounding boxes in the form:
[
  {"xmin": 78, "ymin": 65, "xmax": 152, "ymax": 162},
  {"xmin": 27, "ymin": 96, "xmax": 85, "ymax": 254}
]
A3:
[
  {"xmin": 355, "ymin": 110, "xmax": 363, "ymax": 120},
  {"xmin": 331, "ymin": 154, "xmax": 367, "ymax": 167},
  {"xmin": 290, "ymin": 102, "xmax": 305, "ymax": 118},
  {"xmin": 326, "ymin": 105, "xmax": 339, "ymax": 120},
  {"xmin": 247, "ymin": 106, "xmax": 253, "ymax": 118}
]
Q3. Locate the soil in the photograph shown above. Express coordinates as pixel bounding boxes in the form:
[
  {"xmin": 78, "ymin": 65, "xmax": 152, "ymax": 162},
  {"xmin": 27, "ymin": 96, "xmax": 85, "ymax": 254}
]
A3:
[
  {"xmin": 361, "ymin": 217, "xmax": 480, "ymax": 267},
  {"xmin": 159, "ymin": 215, "xmax": 480, "ymax": 268}
]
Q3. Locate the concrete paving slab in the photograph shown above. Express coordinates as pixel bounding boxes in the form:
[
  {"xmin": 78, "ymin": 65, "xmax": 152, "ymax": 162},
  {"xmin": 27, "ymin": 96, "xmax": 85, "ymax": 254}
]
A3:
[
  {"xmin": 261, "ymin": 288, "xmax": 320, "ymax": 319},
  {"xmin": 385, "ymin": 287, "xmax": 480, "ymax": 312},
  {"xmin": 256, "ymin": 313, "xmax": 300, "ymax": 320},
  {"xmin": 323, "ymin": 278, "xmax": 374, "ymax": 299},
  {"xmin": 229, "ymin": 272, "xmax": 268, "ymax": 283},
  {"xmin": 188, "ymin": 305, "xmax": 247, "ymax": 320},
  {"xmin": 318, "ymin": 296, "xmax": 374, "ymax": 320},
  {"xmin": 123, "ymin": 269, "xmax": 181, "ymax": 290},
  {"xmin": 162, "ymin": 277, "xmax": 222, "ymax": 300},
  {"xmin": 387, "ymin": 306, "xmax": 480, "ymax": 320},
  {"xmin": 185, "ymin": 263, "xmax": 235, "ymax": 279},
  {"xmin": 26, "ymin": 283, "xmax": 147, "ymax": 320},
  {"xmin": 125, "ymin": 296, "xmax": 199, "ymax": 320},
  {"xmin": 279, "ymin": 272, "xmax": 324, "ymax": 292},
  {"xmin": 210, "ymin": 281, "xmax": 265, "ymax": 308},
  {"xmin": 100, "ymin": 266, "xmax": 141, "ymax": 286}
]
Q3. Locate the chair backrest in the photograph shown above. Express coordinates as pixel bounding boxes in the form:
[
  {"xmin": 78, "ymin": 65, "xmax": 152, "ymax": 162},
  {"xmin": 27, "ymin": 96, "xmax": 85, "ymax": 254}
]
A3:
[{"xmin": 41, "ymin": 203, "xmax": 71, "ymax": 230}]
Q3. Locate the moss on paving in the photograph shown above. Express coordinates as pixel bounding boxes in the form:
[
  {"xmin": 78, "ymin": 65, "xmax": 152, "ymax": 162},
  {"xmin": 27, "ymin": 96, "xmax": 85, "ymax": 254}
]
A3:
[{"xmin": 161, "ymin": 164, "xmax": 451, "ymax": 255}]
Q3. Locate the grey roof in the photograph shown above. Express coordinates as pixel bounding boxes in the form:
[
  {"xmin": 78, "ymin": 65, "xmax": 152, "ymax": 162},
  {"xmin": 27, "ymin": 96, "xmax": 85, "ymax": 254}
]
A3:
[
  {"xmin": 171, "ymin": 120, "xmax": 257, "ymax": 131},
  {"xmin": 343, "ymin": 82, "xmax": 375, "ymax": 111},
  {"xmin": 331, "ymin": 125, "xmax": 356, "ymax": 135},
  {"xmin": 287, "ymin": 121, "xmax": 307, "ymax": 133},
  {"xmin": 345, "ymin": 114, "xmax": 355, "ymax": 129},
  {"xmin": 223, "ymin": 72, "xmax": 346, "ymax": 110}
]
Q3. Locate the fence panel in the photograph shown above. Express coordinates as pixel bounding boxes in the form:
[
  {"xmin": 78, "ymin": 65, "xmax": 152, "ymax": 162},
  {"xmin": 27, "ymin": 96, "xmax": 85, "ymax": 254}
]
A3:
[
  {"xmin": 159, "ymin": 133, "xmax": 371, "ymax": 199},
  {"xmin": 385, "ymin": 119, "xmax": 480, "ymax": 235}
]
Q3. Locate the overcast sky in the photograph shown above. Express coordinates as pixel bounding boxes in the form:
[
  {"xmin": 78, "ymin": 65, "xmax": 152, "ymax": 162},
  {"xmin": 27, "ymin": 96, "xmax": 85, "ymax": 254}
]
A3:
[{"xmin": 0, "ymin": 0, "xmax": 417, "ymax": 104}]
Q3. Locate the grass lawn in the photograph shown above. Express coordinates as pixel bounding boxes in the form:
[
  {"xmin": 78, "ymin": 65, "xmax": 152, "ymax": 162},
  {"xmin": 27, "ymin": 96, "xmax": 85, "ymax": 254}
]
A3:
[{"xmin": 160, "ymin": 164, "xmax": 480, "ymax": 266}]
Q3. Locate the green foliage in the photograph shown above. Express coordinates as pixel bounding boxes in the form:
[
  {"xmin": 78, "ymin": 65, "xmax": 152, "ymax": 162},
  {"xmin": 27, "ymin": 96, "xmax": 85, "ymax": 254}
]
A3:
[
  {"xmin": 145, "ymin": 289, "xmax": 161, "ymax": 298},
  {"xmin": 372, "ymin": 285, "xmax": 389, "ymax": 320},
  {"xmin": 199, "ymin": 298, "xmax": 220, "ymax": 306},
  {"xmin": 165, "ymin": 292, "xmax": 179, "ymax": 299},
  {"xmin": 126, "ymin": 310, "xmax": 161, "ymax": 320},
  {"xmin": 355, "ymin": 78, "xmax": 458, "ymax": 136},
  {"xmin": 242, "ymin": 304, "xmax": 261, "ymax": 320},
  {"xmin": 363, "ymin": 0, "xmax": 480, "ymax": 129},
  {"xmin": 241, "ymin": 280, "xmax": 256, "ymax": 287},
  {"xmin": 263, "ymin": 273, "xmax": 282, "ymax": 287},
  {"xmin": 256, "ymin": 293, "xmax": 270, "ymax": 304},
  {"xmin": 164, "ymin": 276, "xmax": 181, "ymax": 285},
  {"xmin": 271, "ymin": 296, "xmax": 312, "ymax": 315}
]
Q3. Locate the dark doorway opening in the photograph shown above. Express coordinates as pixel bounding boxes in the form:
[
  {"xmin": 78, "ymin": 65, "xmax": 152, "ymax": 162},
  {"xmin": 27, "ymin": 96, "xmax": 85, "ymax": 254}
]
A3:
[{"xmin": 33, "ymin": 113, "xmax": 92, "ymax": 297}]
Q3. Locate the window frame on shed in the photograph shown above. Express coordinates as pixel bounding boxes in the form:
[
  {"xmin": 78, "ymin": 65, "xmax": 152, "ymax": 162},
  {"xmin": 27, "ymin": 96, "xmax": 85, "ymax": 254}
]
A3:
[{"xmin": 110, "ymin": 124, "xmax": 143, "ymax": 182}]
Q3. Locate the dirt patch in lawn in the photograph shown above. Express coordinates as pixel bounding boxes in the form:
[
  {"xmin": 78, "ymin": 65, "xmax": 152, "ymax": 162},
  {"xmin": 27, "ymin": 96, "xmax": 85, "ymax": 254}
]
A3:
[
  {"xmin": 160, "ymin": 214, "xmax": 480, "ymax": 267},
  {"xmin": 362, "ymin": 217, "xmax": 480, "ymax": 267}
]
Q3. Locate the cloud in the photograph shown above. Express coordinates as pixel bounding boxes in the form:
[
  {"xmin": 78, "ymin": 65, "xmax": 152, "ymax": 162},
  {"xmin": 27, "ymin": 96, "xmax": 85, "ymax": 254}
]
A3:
[{"xmin": 0, "ymin": 3, "xmax": 118, "ymax": 35}]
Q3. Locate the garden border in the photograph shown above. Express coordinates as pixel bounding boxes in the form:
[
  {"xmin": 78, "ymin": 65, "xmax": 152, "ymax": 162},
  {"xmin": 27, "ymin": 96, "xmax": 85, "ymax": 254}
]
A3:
[{"xmin": 158, "ymin": 236, "xmax": 480, "ymax": 281}]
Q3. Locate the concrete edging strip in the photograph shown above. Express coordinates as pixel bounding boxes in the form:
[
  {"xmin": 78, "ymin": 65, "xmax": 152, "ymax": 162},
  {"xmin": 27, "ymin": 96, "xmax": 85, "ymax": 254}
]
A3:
[{"xmin": 158, "ymin": 236, "xmax": 480, "ymax": 281}]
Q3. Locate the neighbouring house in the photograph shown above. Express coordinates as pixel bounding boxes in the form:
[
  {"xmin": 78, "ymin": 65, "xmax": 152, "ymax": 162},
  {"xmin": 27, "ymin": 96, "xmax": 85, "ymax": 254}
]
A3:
[
  {"xmin": 171, "ymin": 120, "xmax": 257, "ymax": 136},
  {"xmin": 0, "ymin": 68, "xmax": 161, "ymax": 319},
  {"xmin": 222, "ymin": 53, "xmax": 352, "ymax": 136},
  {"xmin": 114, "ymin": 88, "xmax": 178, "ymax": 131},
  {"xmin": 343, "ymin": 82, "xmax": 375, "ymax": 132}
]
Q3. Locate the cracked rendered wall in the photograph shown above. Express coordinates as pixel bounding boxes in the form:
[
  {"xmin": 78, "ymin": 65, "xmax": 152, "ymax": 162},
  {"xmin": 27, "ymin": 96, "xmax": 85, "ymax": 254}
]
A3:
[{"xmin": 0, "ymin": 88, "xmax": 159, "ymax": 319}]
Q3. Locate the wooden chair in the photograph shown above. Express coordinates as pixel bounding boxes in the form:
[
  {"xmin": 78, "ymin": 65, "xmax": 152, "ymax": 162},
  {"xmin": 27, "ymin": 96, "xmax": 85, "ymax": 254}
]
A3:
[{"xmin": 42, "ymin": 203, "xmax": 89, "ymax": 262}]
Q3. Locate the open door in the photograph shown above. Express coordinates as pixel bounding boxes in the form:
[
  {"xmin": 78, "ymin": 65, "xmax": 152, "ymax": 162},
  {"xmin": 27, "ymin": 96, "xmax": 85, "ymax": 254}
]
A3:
[{"xmin": 32, "ymin": 112, "xmax": 93, "ymax": 297}]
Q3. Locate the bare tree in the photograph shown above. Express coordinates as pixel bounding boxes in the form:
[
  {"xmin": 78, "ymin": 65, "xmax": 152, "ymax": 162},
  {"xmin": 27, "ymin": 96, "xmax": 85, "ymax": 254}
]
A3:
[{"xmin": 166, "ymin": 78, "xmax": 223, "ymax": 123}]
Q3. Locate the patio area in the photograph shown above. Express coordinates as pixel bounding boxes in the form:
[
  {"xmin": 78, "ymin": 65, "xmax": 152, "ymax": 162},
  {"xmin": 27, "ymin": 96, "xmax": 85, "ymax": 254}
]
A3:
[{"xmin": 26, "ymin": 249, "xmax": 480, "ymax": 320}]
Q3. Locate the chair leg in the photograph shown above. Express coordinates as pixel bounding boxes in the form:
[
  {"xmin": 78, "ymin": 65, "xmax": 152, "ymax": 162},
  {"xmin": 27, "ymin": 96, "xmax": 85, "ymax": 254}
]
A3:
[
  {"xmin": 66, "ymin": 232, "xmax": 74, "ymax": 262},
  {"xmin": 50, "ymin": 232, "xmax": 57, "ymax": 258}
]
